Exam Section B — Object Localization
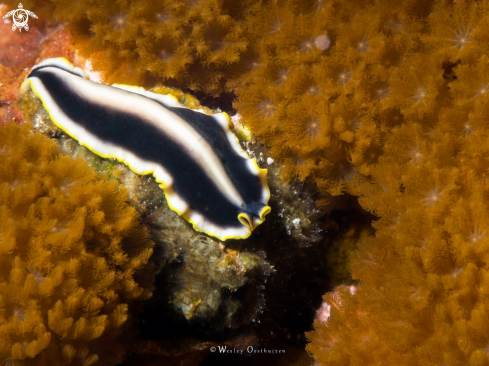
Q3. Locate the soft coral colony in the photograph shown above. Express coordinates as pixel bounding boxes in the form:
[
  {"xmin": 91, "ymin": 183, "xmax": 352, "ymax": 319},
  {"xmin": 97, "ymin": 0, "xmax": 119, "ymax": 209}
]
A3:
[
  {"xmin": 0, "ymin": 122, "xmax": 155, "ymax": 365},
  {"xmin": 35, "ymin": 0, "xmax": 255, "ymax": 95},
  {"xmin": 306, "ymin": 0, "xmax": 489, "ymax": 365}
]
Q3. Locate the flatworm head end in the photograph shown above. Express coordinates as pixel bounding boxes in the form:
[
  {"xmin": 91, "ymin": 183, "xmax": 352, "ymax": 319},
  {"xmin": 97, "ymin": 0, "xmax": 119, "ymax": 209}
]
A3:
[{"xmin": 238, "ymin": 203, "xmax": 272, "ymax": 231}]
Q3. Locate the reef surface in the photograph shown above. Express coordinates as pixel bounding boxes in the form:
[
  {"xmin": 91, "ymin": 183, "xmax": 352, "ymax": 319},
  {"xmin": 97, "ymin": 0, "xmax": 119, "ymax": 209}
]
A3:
[{"xmin": 10, "ymin": 0, "xmax": 486, "ymax": 365}]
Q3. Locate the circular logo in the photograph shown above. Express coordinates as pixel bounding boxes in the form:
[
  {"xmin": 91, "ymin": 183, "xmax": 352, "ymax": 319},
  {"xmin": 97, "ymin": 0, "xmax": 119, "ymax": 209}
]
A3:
[
  {"xmin": 12, "ymin": 8, "xmax": 29, "ymax": 30},
  {"xmin": 3, "ymin": 3, "xmax": 38, "ymax": 32}
]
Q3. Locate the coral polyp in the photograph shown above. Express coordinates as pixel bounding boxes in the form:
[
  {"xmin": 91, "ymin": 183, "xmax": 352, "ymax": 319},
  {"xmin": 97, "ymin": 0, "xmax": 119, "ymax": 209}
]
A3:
[
  {"xmin": 110, "ymin": 11, "xmax": 130, "ymax": 32},
  {"xmin": 412, "ymin": 86, "xmax": 428, "ymax": 104},
  {"xmin": 304, "ymin": 118, "xmax": 320, "ymax": 139},
  {"xmin": 256, "ymin": 99, "xmax": 277, "ymax": 120},
  {"xmin": 451, "ymin": 24, "xmax": 472, "ymax": 49},
  {"xmin": 337, "ymin": 69, "xmax": 353, "ymax": 86},
  {"xmin": 422, "ymin": 188, "xmax": 442, "ymax": 206}
]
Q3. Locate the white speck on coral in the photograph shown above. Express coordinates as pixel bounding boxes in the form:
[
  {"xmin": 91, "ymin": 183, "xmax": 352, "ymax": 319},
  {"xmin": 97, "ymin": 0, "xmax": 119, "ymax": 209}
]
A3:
[
  {"xmin": 155, "ymin": 11, "xmax": 171, "ymax": 23},
  {"xmin": 476, "ymin": 83, "xmax": 489, "ymax": 98},
  {"xmin": 4, "ymin": 358, "xmax": 20, "ymax": 366},
  {"xmin": 360, "ymin": 250, "xmax": 377, "ymax": 266},
  {"xmin": 305, "ymin": 117, "xmax": 321, "ymax": 139},
  {"xmin": 377, "ymin": 87, "xmax": 390, "ymax": 101},
  {"xmin": 408, "ymin": 145, "xmax": 423, "ymax": 165},
  {"xmin": 50, "ymin": 220, "xmax": 69, "ymax": 233},
  {"xmin": 12, "ymin": 308, "xmax": 26, "ymax": 322},
  {"xmin": 84, "ymin": 60, "xmax": 102, "ymax": 83},
  {"xmin": 352, "ymin": 117, "xmax": 362, "ymax": 130},
  {"xmin": 33, "ymin": 115, "xmax": 43, "ymax": 129},
  {"xmin": 306, "ymin": 84, "xmax": 319, "ymax": 95},
  {"xmin": 29, "ymin": 269, "xmax": 46, "ymax": 285},
  {"xmin": 357, "ymin": 38, "xmax": 370, "ymax": 54},
  {"xmin": 422, "ymin": 188, "xmax": 441, "ymax": 205},
  {"xmin": 451, "ymin": 267, "xmax": 463, "ymax": 277},
  {"xmin": 348, "ymin": 285, "xmax": 357, "ymax": 295},
  {"xmin": 276, "ymin": 68, "xmax": 288, "ymax": 84},
  {"xmin": 311, "ymin": 0, "xmax": 324, "ymax": 11},
  {"xmin": 316, "ymin": 302, "xmax": 331, "ymax": 322},
  {"xmin": 462, "ymin": 123, "xmax": 473, "ymax": 137},
  {"xmin": 269, "ymin": 18, "xmax": 283, "ymax": 33},
  {"xmin": 231, "ymin": 114, "xmax": 242, "ymax": 124},
  {"xmin": 267, "ymin": 157, "xmax": 274, "ymax": 165},
  {"xmin": 385, "ymin": 19, "xmax": 405, "ymax": 34},
  {"xmin": 292, "ymin": 218, "xmax": 301, "ymax": 229},
  {"xmin": 409, "ymin": 286, "xmax": 424, "ymax": 301},
  {"xmin": 314, "ymin": 34, "xmax": 331, "ymax": 50},
  {"xmin": 59, "ymin": 178, "xmax": 76, "ymax": 194},
  {"xmin": 244, "ymin": 56, "xmax": 261, "ymax": 71},
  {"xmin": 110, "ymin": 11, "xmax": 130, "ymax": 31},
  {"xmin": 300, "ymin": 38, "xmax": 315, "ymax": 52},
  {"xmin": 338, "ymin": 69, "xmax": 352, "ymax": 86},
  {"xmin": 159, "ymin": 49, "xmax": 173, "ymax": 62},
  {"xmin": 452, "ymin": 24, "xmax": 472, "ymax": 49}
]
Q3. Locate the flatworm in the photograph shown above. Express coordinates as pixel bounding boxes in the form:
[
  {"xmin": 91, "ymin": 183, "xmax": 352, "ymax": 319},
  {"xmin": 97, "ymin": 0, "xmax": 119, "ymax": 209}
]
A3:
[{"xmin": 21, "ymin": 58, "xmax": 270, "ymax": 241}]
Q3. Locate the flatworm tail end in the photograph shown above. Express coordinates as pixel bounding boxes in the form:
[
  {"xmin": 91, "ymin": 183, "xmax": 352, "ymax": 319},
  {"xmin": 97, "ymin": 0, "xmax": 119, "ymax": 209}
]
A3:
[
  {"xmin": 216, "ymin": 114, "xmax": 271, "ymax": 234},
  {"xmin": 248, "ymin": 158, "xmax": 270, "ymax": 205},
  {"xmin": 212, "ymin": 112, "xmax": 271, "ymax": 206}
]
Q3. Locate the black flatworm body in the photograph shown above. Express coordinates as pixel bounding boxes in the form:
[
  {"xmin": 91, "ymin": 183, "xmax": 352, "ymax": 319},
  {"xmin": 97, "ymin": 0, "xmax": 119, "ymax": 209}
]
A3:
[{"xmin": 22, "ymin": 58, "xmax": 270, "ymax": 240}]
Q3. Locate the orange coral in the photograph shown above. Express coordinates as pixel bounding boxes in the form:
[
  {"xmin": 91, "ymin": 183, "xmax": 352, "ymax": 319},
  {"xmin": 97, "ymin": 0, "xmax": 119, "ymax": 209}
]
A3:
[
  {"xmin": 0, "ymin": 121, "xmax": 154, "ymax": 366},
  {"xmin": 307, "ymin": 1, "xmax": 489, "ymax": 363},
  {"xmin": 307, "ymin": 120, "xmax": 489, "ymax": 364},
  {"xmin": 234, "ymin": 0, "xmax": 439, "ymax": 205}
]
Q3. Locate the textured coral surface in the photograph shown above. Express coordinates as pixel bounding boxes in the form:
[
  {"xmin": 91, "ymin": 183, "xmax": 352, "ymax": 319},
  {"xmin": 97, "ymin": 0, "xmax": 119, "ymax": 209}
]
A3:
[
  {"xmin": 13, "ymin": 0, "xmax": 258, "ymax": 95},
  {"xmin": 0, "ymin": 121, "xmax": 154, "ymax": 366}
]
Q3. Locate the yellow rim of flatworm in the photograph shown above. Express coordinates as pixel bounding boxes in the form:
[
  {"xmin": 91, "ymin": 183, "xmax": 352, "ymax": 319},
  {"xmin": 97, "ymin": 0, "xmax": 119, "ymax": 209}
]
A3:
[
  {"xmin": 23, "ymin": 69, "xmax": 269, "ymax": 241},
  {"xmin": 237, "ymin": 205, "xmax": 271, "ymax": 230},
  {"xmin": 221, "ymin": 111, "xmax": 233, "ymax": 129},
  {"xmin": 252, "ymin": 158, "xmax": 270, "ymax": 204},
  {"xmin": 238, "ymin": 213, "xmax": 253, "ymax": 230}
]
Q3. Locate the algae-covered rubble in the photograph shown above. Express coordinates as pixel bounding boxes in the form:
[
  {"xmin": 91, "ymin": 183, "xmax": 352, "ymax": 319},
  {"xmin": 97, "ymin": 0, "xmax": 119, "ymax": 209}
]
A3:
[{"xmin": 16, "ymin": 86, "xmax": 325, "ymax": 329}]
